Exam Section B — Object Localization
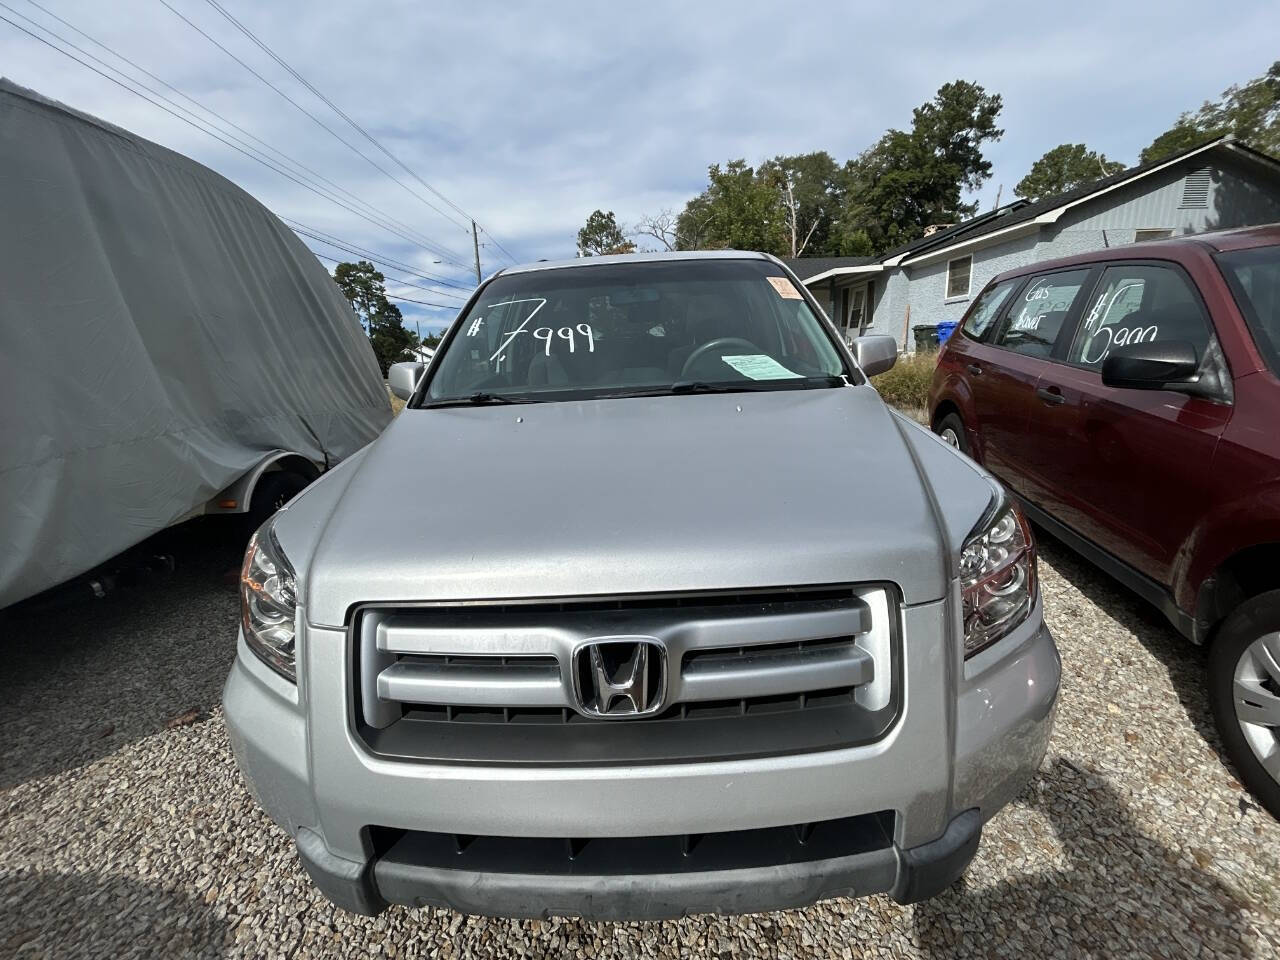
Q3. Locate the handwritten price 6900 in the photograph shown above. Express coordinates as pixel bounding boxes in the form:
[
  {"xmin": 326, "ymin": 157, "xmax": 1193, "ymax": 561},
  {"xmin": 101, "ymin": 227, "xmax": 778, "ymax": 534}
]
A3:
[{"xmin": 533, "ymin": 324, "xmax": 595, "ymax": 355}]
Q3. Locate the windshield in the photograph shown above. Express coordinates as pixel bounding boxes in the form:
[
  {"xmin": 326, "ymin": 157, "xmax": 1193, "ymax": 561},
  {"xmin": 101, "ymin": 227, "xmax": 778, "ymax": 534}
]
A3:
[
  {"xmin": 419, "ymin": 259, "xmax": 847, "ymax": 405},
  {"xmin": 1218, "ymin": 244, "xmax": 1280, "ymax": 376}
]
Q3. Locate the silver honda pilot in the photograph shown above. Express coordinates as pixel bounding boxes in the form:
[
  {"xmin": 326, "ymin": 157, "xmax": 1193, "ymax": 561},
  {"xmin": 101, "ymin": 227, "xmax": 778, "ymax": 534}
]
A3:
[{"xmin": 224, "ymin": 251, "xmax": 1059, "ymax": 920}]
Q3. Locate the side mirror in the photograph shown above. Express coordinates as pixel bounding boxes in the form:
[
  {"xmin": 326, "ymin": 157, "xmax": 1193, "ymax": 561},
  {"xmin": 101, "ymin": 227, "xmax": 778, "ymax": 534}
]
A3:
[
  {"xmin": 852, "ymin": 335, "xmax": 898, "ymax": 377},
  {"xmin": 388, "ymin": 361, "xmax": 425, "ymax": 400},
  {"xmin": 1100, "ymin": 340, "xmax": 1199, "ymax": 391}
]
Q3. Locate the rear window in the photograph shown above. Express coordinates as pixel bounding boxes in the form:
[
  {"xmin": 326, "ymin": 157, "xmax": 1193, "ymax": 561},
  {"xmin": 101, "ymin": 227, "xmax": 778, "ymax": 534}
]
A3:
[{"xmin": 1217, "ymin": 245, "xmax": 1280, "ymax": 375}]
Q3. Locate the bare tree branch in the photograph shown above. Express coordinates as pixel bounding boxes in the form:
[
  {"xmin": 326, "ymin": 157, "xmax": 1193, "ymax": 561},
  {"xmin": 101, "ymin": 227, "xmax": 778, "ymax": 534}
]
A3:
[
  {"xmin": 633, "ymin": 209, "xmax": 681, "ymax": 251},
  {"xmin": 780, "ymin": 177, "xmax": 821, "ymax": 257},
  {"xmin": 783, "ymin": 180, "xmax": 798, "ymax": 257},
  {"xmin": 796, "ymin": 215, "xmax": 822, "ymax": 258}
]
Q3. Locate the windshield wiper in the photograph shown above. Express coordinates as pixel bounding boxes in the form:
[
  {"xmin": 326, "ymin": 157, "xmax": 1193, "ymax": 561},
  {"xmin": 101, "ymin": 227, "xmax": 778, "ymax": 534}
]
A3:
[
  {"xmin": 421, "ymin": 392, "xmax": 538, "ymax": 408},
  {"xmin": 606, "ymin": 377, "xmax": 844, "ymax": 399},
  {"xmin": 670, "ymin": 380, "xmax": 759, "ymax": 394}
]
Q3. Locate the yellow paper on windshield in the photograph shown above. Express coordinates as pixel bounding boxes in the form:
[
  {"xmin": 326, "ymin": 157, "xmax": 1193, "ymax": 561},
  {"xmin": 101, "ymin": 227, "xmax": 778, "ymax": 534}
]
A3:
[
  {"xmin": 722, "ymin": 355, "xmax": 802, "ymax": 380},
  {"xmin": 765, "ymin": 276, "xmax": 802, "ymax": 299}
]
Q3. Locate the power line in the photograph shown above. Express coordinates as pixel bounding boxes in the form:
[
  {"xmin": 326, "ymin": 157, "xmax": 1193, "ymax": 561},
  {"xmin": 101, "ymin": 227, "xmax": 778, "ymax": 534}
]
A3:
[
  {"xmin": 310, "ymin": 250, "xmax": 460, "ymax": 309},
  {"xmin": 199, "ymin": 0, "xmax": 520, "ymax": 265},
  {"xmin": 477, "ymin": 225, "xmax": 520, "ymax": 266},
  {"xmin": 307, "ymin": 250, "xmax": 466, "ymax": 300},
  {"xmin": 287, "ymin": 220, "xmax": 471, "ymax": 293},
  {"xmin": 386, "ymin": 291, "xmax": 463, "ymax": 310},
  {"xmin": 157, "ymin": 0, "xmax": 479, "ymax": 252},
  {"xmin": 287, "ymin": 218, "xmax": 471, "ymax": 287},
  {"xmin": 21, "ymin": 0, "xmax": 463, "ymax": 266},
  {"xmin": 0, "ymin": 5, "xmax": 477, "ymax": 274}
]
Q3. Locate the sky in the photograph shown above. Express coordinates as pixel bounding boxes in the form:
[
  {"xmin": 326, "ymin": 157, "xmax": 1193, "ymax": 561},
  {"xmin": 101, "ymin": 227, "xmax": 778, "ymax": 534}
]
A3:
[{"xmin": 1, "ymin": 1, "xmax": 1276, "ymax": 332}]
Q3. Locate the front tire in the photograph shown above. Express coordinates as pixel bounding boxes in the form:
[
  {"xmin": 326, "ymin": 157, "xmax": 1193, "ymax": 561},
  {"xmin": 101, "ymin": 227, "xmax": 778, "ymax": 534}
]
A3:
[
  {"xmin": 1208, "ymin": 589, "xmax": 1280, "ymax": 820},
  {"xmin": 934, "ymin": 412, "xmax": 969, "ymax": 456}
]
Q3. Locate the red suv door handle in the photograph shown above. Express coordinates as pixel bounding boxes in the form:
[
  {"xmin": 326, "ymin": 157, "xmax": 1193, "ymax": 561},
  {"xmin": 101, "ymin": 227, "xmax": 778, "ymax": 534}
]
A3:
[
  {"xmin": 1036, "ymin": 386, "xmax": 1066, "ymax": 406},
  {"xmin": 966, "ymin": 363, "xmax": 982, "ymax": 376}
]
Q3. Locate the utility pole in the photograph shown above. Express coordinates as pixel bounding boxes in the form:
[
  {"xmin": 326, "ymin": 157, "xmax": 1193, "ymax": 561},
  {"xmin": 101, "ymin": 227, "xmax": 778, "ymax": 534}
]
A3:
[{"xmin": 471, "ymin": 220, "xmax": 482, "ymax": 284}]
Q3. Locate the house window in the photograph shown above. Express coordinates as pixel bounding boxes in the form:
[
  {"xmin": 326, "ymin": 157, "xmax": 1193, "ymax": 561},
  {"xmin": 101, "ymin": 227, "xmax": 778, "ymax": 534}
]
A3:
[
  {"xmin": 849, "ymin": 286, "xmax": 866, "ymax": 332},
  {"xmin": 1134, "ymin": 228, "xmax": 1173, "ymax": 243},
  {"xmin": 946, "ymin": 256, "xmax": 972, "ymax": 300},
  {"xmin": 1180, "ymin": 168, "xmax": 1211, "ymax": 208}
]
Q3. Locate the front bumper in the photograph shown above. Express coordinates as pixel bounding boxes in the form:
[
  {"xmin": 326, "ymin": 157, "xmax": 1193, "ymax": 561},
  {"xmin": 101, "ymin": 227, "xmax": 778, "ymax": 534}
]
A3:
[
  {"xmin": 294, "ymin": 808, "xmax": 983, "ymax": 920},
  {"xmin": 224, "ymin": 593, "xmax": 1059, "ymax": 919}
]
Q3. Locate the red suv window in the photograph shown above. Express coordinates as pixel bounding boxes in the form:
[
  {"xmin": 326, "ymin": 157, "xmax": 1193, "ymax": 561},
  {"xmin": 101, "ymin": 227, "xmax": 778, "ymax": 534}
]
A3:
[
  {"xmin": 1217, "ymin": 245, "xmax": 1280, "ymax": 375},
  {"xmin": 960, "ymin": 278, "xmax": 1020, "ymax": 340},
  {"xmin": 1067, "ymin": 264, "xmax": 1213, "ymax": 370},
  {"xmin": 991, "ymin": 269, "xmax": 1092, "ymax": 359}
]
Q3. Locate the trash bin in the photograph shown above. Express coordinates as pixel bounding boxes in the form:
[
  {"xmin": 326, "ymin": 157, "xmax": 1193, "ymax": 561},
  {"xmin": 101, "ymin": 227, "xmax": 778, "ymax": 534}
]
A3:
[
  {"xmin": 913, "ymin": 324, "xmax": 940, "ymax": 352},
  {"xmin": 936, "ymin": 321, "xmax": 959, "ymax": 344}
]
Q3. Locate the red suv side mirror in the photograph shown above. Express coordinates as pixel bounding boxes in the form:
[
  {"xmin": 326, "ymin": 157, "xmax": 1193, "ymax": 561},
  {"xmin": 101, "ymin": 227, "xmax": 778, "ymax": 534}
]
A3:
[{"xmin": 1101, "ymin": 341, "xmax": 1199, "ymax": 391}]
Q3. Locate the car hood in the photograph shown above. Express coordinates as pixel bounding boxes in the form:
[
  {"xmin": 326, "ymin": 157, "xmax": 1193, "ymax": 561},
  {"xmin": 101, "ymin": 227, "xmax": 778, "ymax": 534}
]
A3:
[{"xmin": 283, "ymin": 386, "xmax": 986, "ymax": 627}]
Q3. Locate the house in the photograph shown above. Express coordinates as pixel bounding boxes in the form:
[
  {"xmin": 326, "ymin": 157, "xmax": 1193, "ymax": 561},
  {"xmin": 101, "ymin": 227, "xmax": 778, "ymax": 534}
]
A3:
[{"xmin": 789, "ymin": 136, "xmax": 1280, "ymax": 349}]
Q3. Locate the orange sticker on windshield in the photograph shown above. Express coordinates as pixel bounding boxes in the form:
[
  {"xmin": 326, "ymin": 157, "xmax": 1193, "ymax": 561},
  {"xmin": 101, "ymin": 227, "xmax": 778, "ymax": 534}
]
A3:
[{"xmin": 766, "ymin": 276, "xmax": 802, "ymax": 299}]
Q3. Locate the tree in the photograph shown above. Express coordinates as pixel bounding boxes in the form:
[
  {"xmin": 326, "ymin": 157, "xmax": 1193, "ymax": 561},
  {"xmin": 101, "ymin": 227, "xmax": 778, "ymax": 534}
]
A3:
[
  {"xmin": 672, "ymin": 193, "xmax": 717, "ymax": 250},
  {"xmin": 577, "ymin": 210, "xmax": 635, "ymax": 256},
  {"xmin": 619, "ymin": 79, "xmax": 1002, "ymax": 260},
  {"xmin": 633, "ymin": 208, "xmax": 682, "ymax": 251},
  {"xmin": 836, "ymin": 80, "xmax": 1004, "ymax": 253},
  {"xmin": 1142, "ymin": 61, "xmax": 1280, "ymax": 163},
  {"xmin": 1014, "ymin": 143, "xmax": 1126, "ymax": 201},
  {"xmin": 759, "ymin": 152, "xmax": 843, "ymax": 257},
  {"xmin": 332, "ymin": 260, "xmax": 419, "ymax": 375},
  {"xmin": 674, "ymin": 160, "xmax": 788, "ymax": 254}
]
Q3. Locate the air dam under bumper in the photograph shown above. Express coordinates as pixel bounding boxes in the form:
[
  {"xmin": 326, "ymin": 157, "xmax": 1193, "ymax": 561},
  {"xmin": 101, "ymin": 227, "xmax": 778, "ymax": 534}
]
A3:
[{"xmin": 295, "ymin": 808, "xmax": 983, "ymax": 920}]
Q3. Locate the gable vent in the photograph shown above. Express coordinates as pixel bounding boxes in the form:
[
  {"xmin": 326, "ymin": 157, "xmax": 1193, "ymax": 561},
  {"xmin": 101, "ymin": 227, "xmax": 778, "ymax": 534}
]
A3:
[{"xmin": 1180, "ymin": 168, "xmax": 1211, "ymax": 208}]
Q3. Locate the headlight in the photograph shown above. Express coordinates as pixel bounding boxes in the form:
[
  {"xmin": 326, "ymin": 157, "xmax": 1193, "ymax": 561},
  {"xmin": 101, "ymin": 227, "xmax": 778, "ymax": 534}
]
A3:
[
  {"xmin": 960, "ymin": 493, "xmax": 1036, "ymax": 658},
  {"xmin": 240, "ymin": 521, "xmax": 298, "ymax": 681}
]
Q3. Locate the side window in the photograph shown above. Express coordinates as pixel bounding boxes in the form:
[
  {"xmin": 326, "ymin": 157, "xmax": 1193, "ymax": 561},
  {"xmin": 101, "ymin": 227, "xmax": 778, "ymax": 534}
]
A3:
[
  {"xmin": 961, "ymin": 279, "xmax": 1018, "ymax": 340},
  {"xmin": 1068, "ymin": 264, "xmax": 1212, "ymax": 370},
  {"xmin": 993, "ymin": 269, "xmax": 1092, "ymax": 358}
]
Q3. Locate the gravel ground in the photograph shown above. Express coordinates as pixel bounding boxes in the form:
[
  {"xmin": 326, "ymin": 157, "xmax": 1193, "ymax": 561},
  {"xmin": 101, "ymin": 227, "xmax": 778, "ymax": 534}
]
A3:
[{"xmin": 2, "ymin": 520, "xmax": 1279, "ymax": 959}]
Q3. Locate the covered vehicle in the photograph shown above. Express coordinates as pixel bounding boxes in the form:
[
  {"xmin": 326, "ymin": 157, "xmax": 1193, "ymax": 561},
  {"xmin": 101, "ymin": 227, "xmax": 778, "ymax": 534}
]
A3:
[{"xmin": 0, "ymin": 79, "xmax": 391, "ymax": 608}]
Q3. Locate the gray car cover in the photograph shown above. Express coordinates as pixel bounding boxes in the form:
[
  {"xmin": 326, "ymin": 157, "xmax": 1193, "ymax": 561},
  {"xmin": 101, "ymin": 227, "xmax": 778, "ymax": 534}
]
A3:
[{"xmin": 0, "ymin": 79, "xmax": 392, "ymax": 607}]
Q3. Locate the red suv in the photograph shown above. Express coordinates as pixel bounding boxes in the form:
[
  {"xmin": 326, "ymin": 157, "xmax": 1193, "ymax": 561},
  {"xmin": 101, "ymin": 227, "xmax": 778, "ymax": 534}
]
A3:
[{"xmin": 929, "ymin": 224, "xmax": 1280, "ymax": 818}]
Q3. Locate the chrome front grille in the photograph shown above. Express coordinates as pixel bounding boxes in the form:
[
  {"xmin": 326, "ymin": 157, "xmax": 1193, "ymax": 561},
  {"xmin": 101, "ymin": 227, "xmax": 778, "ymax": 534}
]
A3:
[
  {"xmin": 351, "ymin": 585, "xmax": 900, "ymax": 765},
  {"xmin": 376, "ymin": 654, "xmax": 563, "ymax": 710},
  {"xmin": 679, "ymin": 636, "xmax": 872, "ymax": 703}
]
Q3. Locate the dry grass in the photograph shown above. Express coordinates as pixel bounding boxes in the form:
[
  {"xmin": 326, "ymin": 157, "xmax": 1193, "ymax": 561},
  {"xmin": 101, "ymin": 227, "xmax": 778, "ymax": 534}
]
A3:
[
  {"xmin": 870, "ymin": 349, "xmax": 937, "ymax": 416},
  {"xmin": 388, "ymin": 387, "xmax": 405, "ymax": 415}
]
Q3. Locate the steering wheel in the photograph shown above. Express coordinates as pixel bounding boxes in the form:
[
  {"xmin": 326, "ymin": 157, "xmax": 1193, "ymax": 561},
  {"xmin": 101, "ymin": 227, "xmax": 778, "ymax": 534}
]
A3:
[{"xmin": 680, "ymin": 337, "xmax": 762, "ymax": 379}]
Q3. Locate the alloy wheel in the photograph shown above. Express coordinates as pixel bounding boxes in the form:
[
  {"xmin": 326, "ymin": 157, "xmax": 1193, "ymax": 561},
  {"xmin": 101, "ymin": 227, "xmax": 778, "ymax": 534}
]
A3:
[{"xmin": 1234, "ymin": 631, "xmax": 1280, "ymax": 785}]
